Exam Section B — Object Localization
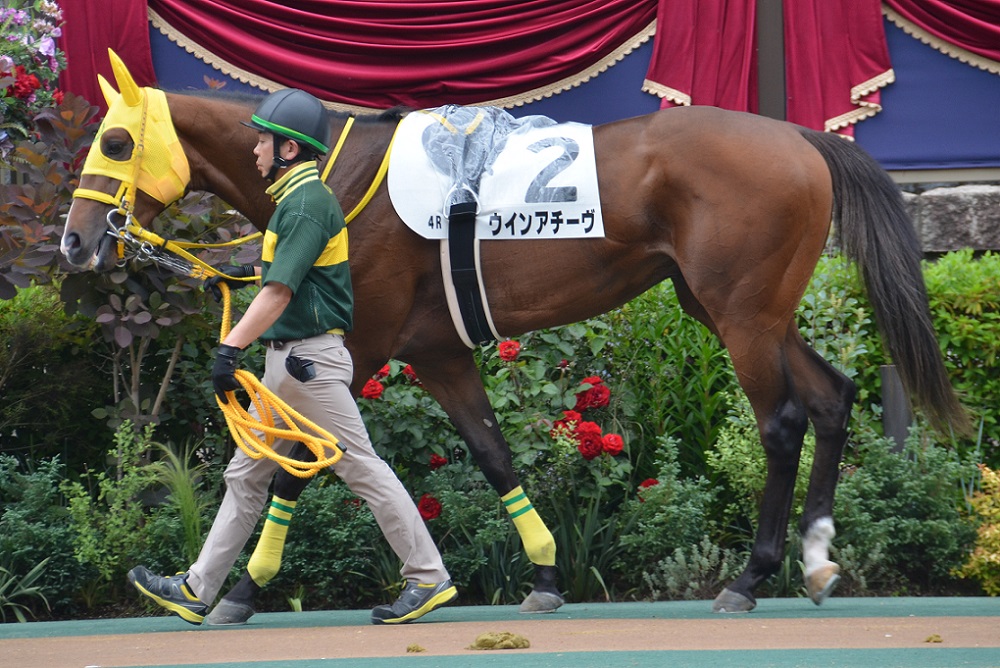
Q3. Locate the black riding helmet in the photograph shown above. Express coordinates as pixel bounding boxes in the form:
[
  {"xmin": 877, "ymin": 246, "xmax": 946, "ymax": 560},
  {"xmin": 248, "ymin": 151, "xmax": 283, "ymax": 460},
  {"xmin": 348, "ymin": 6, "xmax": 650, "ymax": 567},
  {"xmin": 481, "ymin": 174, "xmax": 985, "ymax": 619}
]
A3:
[{"xmin": 242, "ymin": 89, "xmax": 331, "ymax": 179}]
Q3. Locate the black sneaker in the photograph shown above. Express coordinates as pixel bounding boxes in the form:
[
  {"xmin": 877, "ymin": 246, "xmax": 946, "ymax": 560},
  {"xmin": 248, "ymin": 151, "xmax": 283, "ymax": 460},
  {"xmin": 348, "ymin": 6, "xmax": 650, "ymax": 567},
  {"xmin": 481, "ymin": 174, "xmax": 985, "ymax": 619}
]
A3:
[
  {"xmin": 370, "ymin": 580, "xmax": 457, "ymax": 624},
  {"xmin": 127, "ymin": 565, "xmax": 207, "ymax": 625}
]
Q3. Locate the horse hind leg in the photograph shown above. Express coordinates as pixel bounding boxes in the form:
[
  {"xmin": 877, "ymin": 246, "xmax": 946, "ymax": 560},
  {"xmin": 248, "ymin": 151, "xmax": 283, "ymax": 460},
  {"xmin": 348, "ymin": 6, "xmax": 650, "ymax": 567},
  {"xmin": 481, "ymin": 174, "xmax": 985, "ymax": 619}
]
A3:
[
  {"xmin": 673, "ymin": 278, "xmax": 810, "ymax": 612},
  {"xmin": 411, "ymin": 354, "xmax": 564, "ymax": 613},
  {"xmin": 787, "ymin": 332, "xmax": 856, "ymax": 605},
  {"xmin": 205, "ymin": 447, "xmax": 314, "ymax": 625},
  {"xmin": 713, "ymin": 337, "xmax": 810, "ymax": 613}
]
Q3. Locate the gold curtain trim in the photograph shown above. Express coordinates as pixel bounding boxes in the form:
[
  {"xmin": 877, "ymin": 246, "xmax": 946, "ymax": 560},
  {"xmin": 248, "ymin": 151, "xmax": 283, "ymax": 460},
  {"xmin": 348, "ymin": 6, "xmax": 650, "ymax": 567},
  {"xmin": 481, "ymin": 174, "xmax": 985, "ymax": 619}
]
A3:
[
  {"xmin": 640, "ymin": 79, "xmax": 691, "ymax": 106},
  {"xmin": 148, "ymin": 7, "xmax": 377, "ymax": 114},
  {"xmin": 883, "ymin": 4, "xmax": 1000, "ymax": 76},
  {"xmin": 149, "ymin": 8, "xmax": 656, "ymax": 112},
  {"xmin": 825, "ymin": 67, "xmax": 895, "ymax": 133}
]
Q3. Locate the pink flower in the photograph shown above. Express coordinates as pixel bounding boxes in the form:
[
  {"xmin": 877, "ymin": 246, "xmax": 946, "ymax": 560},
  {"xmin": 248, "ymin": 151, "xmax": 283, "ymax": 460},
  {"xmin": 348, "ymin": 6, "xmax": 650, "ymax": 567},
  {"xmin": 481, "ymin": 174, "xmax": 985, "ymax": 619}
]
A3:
[
  {"xmin": 361, "ymin": 378, "xmax": 384, "ymax": 400},
  {"xmin": 498, "ymin": 340, "xmax": 520, "ymax": 362},
  {"xmin": 602, "ymin": 433, "xmax": 624, "ymax": 456}
]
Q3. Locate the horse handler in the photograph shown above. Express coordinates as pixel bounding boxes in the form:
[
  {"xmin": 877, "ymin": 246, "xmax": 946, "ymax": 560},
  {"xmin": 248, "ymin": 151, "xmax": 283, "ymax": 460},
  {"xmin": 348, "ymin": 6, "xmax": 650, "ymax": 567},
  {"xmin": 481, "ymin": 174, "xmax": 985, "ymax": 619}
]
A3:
[{"xmin": 127, "ymin": 88, "xmax": 457, "ymax": 626}]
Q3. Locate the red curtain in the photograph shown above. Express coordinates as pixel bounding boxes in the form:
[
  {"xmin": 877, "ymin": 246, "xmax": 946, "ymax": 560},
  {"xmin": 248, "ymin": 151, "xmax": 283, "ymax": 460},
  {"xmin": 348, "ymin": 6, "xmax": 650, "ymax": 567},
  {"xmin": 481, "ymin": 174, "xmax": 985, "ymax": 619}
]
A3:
[
  {"xmin": 884, "ymin": 0, "xmax": 1000, "ymax": 64},
  {"xmin": 642, "ymin": 0, "xmax": 758, "ymax": 112},
  {"xmin": 57, "ymin": 0, "xmax": 157, "ymax": 112},
  {"xmin": 643, "ymin": 0, "xmax": 893, "ymax": 136},
  {"xmin": 146, "ymin": 0, "xmax": 657, "ymax": 110}
]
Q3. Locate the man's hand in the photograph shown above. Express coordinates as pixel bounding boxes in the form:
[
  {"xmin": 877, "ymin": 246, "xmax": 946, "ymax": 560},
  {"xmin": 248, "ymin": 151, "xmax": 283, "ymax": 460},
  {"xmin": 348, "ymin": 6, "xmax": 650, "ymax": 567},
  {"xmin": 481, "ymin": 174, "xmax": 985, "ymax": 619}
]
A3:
[
  {"xmin": 212, "ymin": 344, "xmax": 243, "ymax": 404},
  {"xmin": 204, "ymin": 264, "xmax": 256, "ymax": 302}
]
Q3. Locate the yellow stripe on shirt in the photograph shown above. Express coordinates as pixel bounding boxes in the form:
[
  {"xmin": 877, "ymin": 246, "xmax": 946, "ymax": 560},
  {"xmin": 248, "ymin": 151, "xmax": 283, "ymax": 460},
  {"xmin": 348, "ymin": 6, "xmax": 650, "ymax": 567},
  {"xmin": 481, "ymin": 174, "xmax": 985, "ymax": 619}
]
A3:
[
  {"xmin": 315, "ymin": 228, "xmax": 348, "ymax": 266},
  {"xmin": 261, "ymin": 228, "xmax": 347, "ymax": 266}
]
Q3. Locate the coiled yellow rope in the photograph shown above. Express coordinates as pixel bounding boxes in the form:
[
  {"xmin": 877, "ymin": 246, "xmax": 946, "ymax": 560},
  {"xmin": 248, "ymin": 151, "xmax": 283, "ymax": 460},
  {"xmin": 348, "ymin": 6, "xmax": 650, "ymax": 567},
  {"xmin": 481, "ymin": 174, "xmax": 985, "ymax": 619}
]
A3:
[{"xmin": 215, "ymin": 283, "xmax": 344, "ymax": 478}]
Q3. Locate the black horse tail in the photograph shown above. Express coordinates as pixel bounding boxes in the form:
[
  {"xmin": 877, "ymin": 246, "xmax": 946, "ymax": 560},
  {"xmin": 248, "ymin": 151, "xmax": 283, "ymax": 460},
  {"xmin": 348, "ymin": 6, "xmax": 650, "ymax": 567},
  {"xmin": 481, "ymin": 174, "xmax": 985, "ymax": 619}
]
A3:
[{"xmin": 800, "ymin": 129, "xmax": 970, "ymax": 437}]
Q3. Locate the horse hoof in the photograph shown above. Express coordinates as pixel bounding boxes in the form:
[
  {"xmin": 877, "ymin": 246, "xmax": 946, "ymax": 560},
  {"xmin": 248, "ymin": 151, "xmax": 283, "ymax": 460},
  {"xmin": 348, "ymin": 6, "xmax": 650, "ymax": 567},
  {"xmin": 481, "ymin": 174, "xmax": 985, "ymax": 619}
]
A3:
[
  {"xmin": 806, "ymin": 562, "xmax": 841, "ymax": 605},
  {"xmin": 204, "ymin": 599, "xmax": 255, "ymax": 626},
  {"xmin": 712, "ymin": 588, "xmax": 756, "ymax": 613},
  {"xmin": 519, "ymin": 590, "xmax": 565, "ymax": 613}
]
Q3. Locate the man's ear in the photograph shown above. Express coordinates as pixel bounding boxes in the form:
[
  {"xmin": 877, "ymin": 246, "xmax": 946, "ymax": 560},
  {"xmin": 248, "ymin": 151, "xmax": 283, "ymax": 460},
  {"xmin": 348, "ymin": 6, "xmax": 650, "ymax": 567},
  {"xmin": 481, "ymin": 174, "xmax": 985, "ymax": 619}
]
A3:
[{"xmin": 282, "ymin": 139, "xmax": 301, "ymax": 161}]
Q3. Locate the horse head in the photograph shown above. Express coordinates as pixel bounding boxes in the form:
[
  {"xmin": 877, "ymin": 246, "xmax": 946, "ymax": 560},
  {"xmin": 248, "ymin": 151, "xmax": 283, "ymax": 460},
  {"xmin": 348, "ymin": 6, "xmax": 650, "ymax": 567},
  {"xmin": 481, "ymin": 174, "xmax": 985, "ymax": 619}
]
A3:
[{"xmin": 61, "ymin": 49, "xmax": 190, "ymax": 271}]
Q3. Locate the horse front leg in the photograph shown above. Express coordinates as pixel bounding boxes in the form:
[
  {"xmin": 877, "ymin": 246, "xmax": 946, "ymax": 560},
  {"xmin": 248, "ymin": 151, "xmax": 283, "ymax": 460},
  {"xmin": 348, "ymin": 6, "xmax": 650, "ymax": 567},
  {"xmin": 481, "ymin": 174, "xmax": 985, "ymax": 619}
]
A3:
[
  {"xmin": 413, "ymin": 353, "xmax": 564, "ymax": 613},
  {"xmin": 206, "ymin": 445, "xmax": 314, "ymax": 625}
]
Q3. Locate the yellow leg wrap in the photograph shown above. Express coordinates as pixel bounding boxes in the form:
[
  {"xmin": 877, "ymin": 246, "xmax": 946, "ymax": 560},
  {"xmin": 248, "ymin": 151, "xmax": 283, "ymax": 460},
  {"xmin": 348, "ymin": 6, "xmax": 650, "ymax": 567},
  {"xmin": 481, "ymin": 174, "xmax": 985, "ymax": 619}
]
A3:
[
  {"xmin": 247, "ymin": 496, "xmax": 296, "ymax": 587},
  {"xmin": 502, "ymin": 486, "xmax": 556, "ymax": 566}
]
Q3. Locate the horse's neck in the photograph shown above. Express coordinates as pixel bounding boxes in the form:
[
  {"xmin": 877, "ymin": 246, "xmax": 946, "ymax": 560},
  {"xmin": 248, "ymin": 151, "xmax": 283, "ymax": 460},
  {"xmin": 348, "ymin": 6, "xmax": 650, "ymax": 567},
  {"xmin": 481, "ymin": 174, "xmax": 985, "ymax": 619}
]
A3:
[
  {"xmin": 170, "ymin": 93, "xmax": 274, "ymax": 229},
  {"xmin": 322, "ymin": 116, "xmax": 398, "ymax": 212}
]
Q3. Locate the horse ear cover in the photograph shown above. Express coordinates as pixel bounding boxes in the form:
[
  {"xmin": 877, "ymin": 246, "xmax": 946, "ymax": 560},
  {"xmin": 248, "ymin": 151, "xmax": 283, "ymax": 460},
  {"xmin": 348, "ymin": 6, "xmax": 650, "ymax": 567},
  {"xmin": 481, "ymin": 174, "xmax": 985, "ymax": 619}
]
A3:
[{"xmin": 79, "ymin": 49, "xmax": 191, "ymax": 205}]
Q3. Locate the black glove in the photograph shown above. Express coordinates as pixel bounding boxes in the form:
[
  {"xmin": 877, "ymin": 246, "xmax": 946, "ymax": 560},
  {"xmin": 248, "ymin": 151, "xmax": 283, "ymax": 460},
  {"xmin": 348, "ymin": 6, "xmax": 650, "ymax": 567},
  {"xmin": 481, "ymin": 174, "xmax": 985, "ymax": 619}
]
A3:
[
  {"xmin": 204, "ymin": 264, "xmax": 256, "ymax": 302},
  {"xmin": 212, "ymin": 344, "xmax": 243, "ymax": 404}
]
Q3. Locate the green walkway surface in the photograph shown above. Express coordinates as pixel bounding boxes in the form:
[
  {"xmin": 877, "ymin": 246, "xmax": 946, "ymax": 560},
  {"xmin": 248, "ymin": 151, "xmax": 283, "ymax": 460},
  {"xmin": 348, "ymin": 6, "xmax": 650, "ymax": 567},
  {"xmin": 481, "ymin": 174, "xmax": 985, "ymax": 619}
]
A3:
[{"xmin": 2, "ymin": 597, "xmax": 998, "ymax": 668}]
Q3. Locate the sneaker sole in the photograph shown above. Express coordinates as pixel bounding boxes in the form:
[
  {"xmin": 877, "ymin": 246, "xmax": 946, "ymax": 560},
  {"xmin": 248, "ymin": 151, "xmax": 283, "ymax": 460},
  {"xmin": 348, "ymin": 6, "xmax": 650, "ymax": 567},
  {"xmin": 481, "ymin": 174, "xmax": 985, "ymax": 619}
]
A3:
[
  {"xmin": 129, "ymin": 577, "xmax": 206, "ymax": 625},
  {"xmin": 372, "ymin": 586, "xmax": 458, "ymax": 625}
]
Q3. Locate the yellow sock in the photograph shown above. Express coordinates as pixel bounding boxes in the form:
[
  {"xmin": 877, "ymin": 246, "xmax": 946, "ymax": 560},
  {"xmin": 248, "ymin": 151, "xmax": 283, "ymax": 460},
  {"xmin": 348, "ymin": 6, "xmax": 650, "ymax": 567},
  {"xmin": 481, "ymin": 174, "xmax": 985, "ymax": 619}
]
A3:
[
  {"xmin": 247, "ymin": 496, "xmax": 296, "ymax": 587},
  {"xmin": 502, "ymin": 486, "xmax": 556, "ymax": 566}
]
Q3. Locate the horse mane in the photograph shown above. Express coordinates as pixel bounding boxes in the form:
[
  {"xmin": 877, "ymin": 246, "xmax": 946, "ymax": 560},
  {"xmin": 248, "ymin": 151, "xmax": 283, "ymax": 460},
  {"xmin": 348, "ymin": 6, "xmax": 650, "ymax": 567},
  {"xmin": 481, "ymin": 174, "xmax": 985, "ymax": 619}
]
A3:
[{"xmin": 170, "ymin": 88, "xmax": 409, "ymax": 125}]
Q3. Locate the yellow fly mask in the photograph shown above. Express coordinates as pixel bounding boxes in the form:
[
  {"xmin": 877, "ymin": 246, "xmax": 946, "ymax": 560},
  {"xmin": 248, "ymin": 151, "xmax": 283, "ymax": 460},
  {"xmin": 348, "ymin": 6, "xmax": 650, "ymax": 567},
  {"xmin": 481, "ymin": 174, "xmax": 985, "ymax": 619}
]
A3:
[{"xmin": 74, "ymin": 50, "xmax": 190, "ymax": 212}]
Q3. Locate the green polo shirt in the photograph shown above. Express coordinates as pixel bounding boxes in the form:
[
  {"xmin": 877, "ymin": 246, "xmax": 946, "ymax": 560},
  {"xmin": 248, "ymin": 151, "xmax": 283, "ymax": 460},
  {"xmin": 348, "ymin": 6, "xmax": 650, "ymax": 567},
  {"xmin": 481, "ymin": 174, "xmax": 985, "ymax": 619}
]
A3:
[{"xmin": 260, "ymin": 161, "xmax": 353, "ymax": 341}]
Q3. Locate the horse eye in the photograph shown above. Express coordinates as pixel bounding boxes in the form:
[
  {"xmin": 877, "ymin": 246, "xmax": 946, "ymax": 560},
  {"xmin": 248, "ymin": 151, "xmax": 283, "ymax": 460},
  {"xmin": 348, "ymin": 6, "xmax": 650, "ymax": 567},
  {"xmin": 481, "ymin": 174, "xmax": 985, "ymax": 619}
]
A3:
[{"xmin": 103, "ymin": 138, "xmax": 129, "ymax": 161}]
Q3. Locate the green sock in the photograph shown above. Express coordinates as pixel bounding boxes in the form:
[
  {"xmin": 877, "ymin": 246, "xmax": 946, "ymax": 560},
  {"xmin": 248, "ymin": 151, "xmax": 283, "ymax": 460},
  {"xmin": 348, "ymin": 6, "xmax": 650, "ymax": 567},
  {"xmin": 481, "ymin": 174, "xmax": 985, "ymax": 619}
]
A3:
[
  {"xmin": 247, "ymin": 495, "xmax": 296, "ymax": 587},
  {"xmin": 502, "ymin": 486, "xmax": 556, "ymax": 566}
]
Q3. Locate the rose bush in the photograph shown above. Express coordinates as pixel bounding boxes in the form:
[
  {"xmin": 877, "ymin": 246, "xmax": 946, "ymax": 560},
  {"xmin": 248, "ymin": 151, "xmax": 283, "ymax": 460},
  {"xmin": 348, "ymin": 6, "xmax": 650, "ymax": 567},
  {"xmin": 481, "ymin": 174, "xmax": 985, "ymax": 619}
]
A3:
[{"xmin": 0, "ymin": 1, "xmax": 65, "ymax": 152}]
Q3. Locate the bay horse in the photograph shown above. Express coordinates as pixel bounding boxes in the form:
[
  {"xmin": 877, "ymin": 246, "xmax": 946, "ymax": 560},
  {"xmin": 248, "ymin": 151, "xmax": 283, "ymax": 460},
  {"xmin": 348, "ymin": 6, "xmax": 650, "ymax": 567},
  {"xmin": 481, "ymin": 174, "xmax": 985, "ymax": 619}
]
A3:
[{"xmin": 61, "ymin": 56, "xmax": 967, "ymax": 617}]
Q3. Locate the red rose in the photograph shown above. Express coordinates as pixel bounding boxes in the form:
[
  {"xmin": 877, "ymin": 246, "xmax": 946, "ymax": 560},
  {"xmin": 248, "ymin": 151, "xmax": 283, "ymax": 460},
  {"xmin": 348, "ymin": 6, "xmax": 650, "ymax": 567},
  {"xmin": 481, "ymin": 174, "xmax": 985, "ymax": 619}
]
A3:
[
  {"xmin": 361, "ymin": 378, "xmax": 384, "ymax": 400},
  {"xmin": 638, "ymin": 478, "xmax": 659, "ymax": 502},
  {"xmin": 574, "ymin": 377, "xmax": 611, "ymax": 411},
  {"xmin": 375, "ymin": 364, "xmax": 391, "ymax": 379},
  {"xmin": 402, "ymin": 364, "xmax": 418, "ymax": 383},
  {"xmin": 577, "ymin": 432, "xmax": 603, "ymax": 460},
  {"xmin": 12, "ymin": 66, "xmax": 40, "ymax": 100},
  {"xmin": 417, "ymin": 493, "xmax": 442, "ymax": 520},
  {"xmin": 429, "ymin": 454, "xmax": 447, "ymax": 470},
  {"xmin": 52, "ymin": 89, "xmax": 64, "ymax": 105},
  {"xmin": 602, "ymin": 433, "xmax": 624, "ymax": 456},
  {"xmin": 550, "ymin": 409, "xmax": 582, "ymax": 439},
  {"xmin": 575, "ymin": 420, "xmax": 602, "ymax": 438},
  {"xmin": 498, "ymin": 340, "xmax": 520, "ymax": 362}
]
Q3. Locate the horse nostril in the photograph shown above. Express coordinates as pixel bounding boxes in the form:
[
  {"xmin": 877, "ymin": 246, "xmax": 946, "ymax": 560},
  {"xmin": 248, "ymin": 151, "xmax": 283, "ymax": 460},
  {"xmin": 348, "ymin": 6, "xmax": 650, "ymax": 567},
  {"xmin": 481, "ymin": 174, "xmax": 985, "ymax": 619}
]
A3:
[{"xmin": 64, "ymin": 232, "xmax": 80, "ymax": 250}]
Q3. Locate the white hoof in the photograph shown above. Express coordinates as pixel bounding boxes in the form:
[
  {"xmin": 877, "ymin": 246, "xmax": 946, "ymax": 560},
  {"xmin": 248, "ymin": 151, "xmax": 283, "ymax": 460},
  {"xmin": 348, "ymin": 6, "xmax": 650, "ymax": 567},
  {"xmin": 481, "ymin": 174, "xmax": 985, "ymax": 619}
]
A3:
[
  {"xmin": 805, "ymin": 562, "xmax": 841, "ymax": 605},
  {"xmin": 519, "ymin": 590, "xmax": 564, "ymax": 613},
  {"xmin": 712, "ymin": 588, "xmax": 755, "ymax": 613}
]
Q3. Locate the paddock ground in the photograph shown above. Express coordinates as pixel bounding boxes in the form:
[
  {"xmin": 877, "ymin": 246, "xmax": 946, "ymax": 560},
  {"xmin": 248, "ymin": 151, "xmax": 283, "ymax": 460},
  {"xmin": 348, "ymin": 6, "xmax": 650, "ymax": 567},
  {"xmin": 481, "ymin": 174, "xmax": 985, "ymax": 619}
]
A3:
[{"xmin": 2, "ymin": 597, "xmax": 998, "ymax": 668}]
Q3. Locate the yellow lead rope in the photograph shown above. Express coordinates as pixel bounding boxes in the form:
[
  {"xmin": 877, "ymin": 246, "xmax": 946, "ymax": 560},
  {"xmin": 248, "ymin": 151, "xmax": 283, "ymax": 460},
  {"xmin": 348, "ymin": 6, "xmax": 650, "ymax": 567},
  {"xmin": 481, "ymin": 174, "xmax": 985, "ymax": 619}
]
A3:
[{"xmin": 215, "ymin": 283, "xmax": 344, "ymax": 478}]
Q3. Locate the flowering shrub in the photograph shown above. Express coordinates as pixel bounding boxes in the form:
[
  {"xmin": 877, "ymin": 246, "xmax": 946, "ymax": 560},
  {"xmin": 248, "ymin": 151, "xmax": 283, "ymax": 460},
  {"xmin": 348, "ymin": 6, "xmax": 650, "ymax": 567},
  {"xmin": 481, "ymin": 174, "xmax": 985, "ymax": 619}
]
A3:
[
  {"xmin": 953, "ymin": 464, "xmax": 1000, "ymax": 595},
  {"xmin": 0, "ymin": 1, "xmax": 65, "ymax": 151}
]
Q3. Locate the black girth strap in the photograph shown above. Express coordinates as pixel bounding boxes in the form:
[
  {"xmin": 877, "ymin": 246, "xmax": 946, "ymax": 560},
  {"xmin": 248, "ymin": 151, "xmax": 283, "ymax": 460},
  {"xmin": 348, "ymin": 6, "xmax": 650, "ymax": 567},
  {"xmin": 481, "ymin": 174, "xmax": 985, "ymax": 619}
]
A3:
[{"xmin": 448, "ymin": 201, "xmax": 495, "ymax": 345}]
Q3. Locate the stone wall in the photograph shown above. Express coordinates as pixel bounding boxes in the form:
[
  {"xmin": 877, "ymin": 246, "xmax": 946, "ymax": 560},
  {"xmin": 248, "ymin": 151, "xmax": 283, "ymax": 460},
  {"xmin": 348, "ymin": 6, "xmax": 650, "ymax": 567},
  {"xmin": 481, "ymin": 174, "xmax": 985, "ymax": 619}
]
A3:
[{"xmin": 902, "ymin": 185, "xmax": 1000, "ymax": 252}]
